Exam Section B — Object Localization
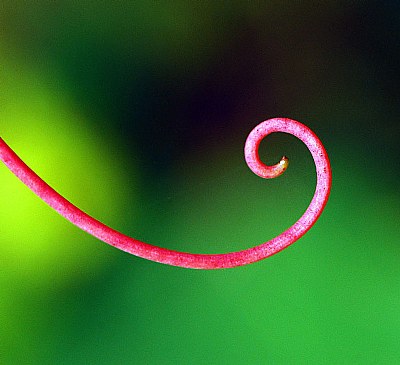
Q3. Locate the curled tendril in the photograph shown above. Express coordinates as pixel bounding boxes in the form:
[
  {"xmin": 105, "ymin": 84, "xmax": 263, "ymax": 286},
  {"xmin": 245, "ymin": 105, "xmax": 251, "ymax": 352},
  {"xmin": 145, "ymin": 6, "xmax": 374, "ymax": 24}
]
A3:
[{"xmin": 0, "ymin": 118, "xmax": 331, "ymax": 269}]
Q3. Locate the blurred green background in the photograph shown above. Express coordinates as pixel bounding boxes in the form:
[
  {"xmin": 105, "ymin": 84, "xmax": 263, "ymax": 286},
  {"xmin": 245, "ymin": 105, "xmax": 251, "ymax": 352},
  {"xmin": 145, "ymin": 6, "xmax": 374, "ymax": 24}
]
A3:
[{"xmin": 1, "ymin": 2, "xmax": 399, "ymax": 364}]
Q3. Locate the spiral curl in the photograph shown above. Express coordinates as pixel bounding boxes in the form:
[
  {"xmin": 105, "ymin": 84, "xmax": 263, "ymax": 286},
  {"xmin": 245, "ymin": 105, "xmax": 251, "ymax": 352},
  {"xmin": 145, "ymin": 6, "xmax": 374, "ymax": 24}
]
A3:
[{"xmin": 0, "ymin": 118, "xmax": 331, "ymax": 269}]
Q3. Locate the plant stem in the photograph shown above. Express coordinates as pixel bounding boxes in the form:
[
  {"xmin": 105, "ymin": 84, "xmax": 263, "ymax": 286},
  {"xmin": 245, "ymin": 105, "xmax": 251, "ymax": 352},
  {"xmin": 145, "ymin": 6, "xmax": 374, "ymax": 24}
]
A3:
[{"xmin": 0, "ymin": 118, "xmax": 331, "ymax": 269}]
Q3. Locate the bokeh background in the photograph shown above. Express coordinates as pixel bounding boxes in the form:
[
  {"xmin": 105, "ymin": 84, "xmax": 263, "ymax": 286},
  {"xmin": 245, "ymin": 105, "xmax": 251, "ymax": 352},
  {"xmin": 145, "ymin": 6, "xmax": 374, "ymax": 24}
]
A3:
[{"xmin": 1, "ymin": 2, "xmax": 399, "ymax": 364}]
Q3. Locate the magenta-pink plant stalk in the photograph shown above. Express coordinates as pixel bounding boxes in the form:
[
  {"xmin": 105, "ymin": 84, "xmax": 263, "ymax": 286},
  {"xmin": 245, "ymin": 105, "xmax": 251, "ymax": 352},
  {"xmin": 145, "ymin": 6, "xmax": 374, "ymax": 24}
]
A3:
[{"xmin": 0, "ymin": 118, "xmax": 331, "ymax": 269}]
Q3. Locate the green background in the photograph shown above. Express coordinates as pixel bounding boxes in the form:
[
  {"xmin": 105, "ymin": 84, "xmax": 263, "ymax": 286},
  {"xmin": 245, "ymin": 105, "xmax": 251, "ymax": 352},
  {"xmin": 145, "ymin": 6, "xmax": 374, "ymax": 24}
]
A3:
[{"xmin": 1, "ymin": 2, "xmax": 399, "ymax": 364}]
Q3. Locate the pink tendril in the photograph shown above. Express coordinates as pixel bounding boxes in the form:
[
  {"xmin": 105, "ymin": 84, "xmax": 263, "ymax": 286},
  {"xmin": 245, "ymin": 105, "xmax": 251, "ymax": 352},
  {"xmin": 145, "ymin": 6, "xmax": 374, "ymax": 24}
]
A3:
[{"xmin": 0, "ymin": 118, "xmax": 331, "ymax": 269}]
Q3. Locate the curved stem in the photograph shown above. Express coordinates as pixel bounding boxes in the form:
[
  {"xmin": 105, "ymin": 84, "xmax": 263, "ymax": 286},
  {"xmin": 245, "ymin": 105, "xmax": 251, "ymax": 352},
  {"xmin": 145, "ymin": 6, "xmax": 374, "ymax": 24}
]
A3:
[{"xmin": 0, "ymin": 118, "xmax": 331, "ymax": 269}]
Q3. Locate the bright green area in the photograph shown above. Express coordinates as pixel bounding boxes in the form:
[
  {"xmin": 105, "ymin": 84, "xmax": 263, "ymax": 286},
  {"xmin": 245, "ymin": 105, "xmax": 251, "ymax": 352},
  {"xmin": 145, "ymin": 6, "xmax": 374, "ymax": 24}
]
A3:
[{"xmin": 1, "ymin": 2, "xmax": 399, "ymax": 364}]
